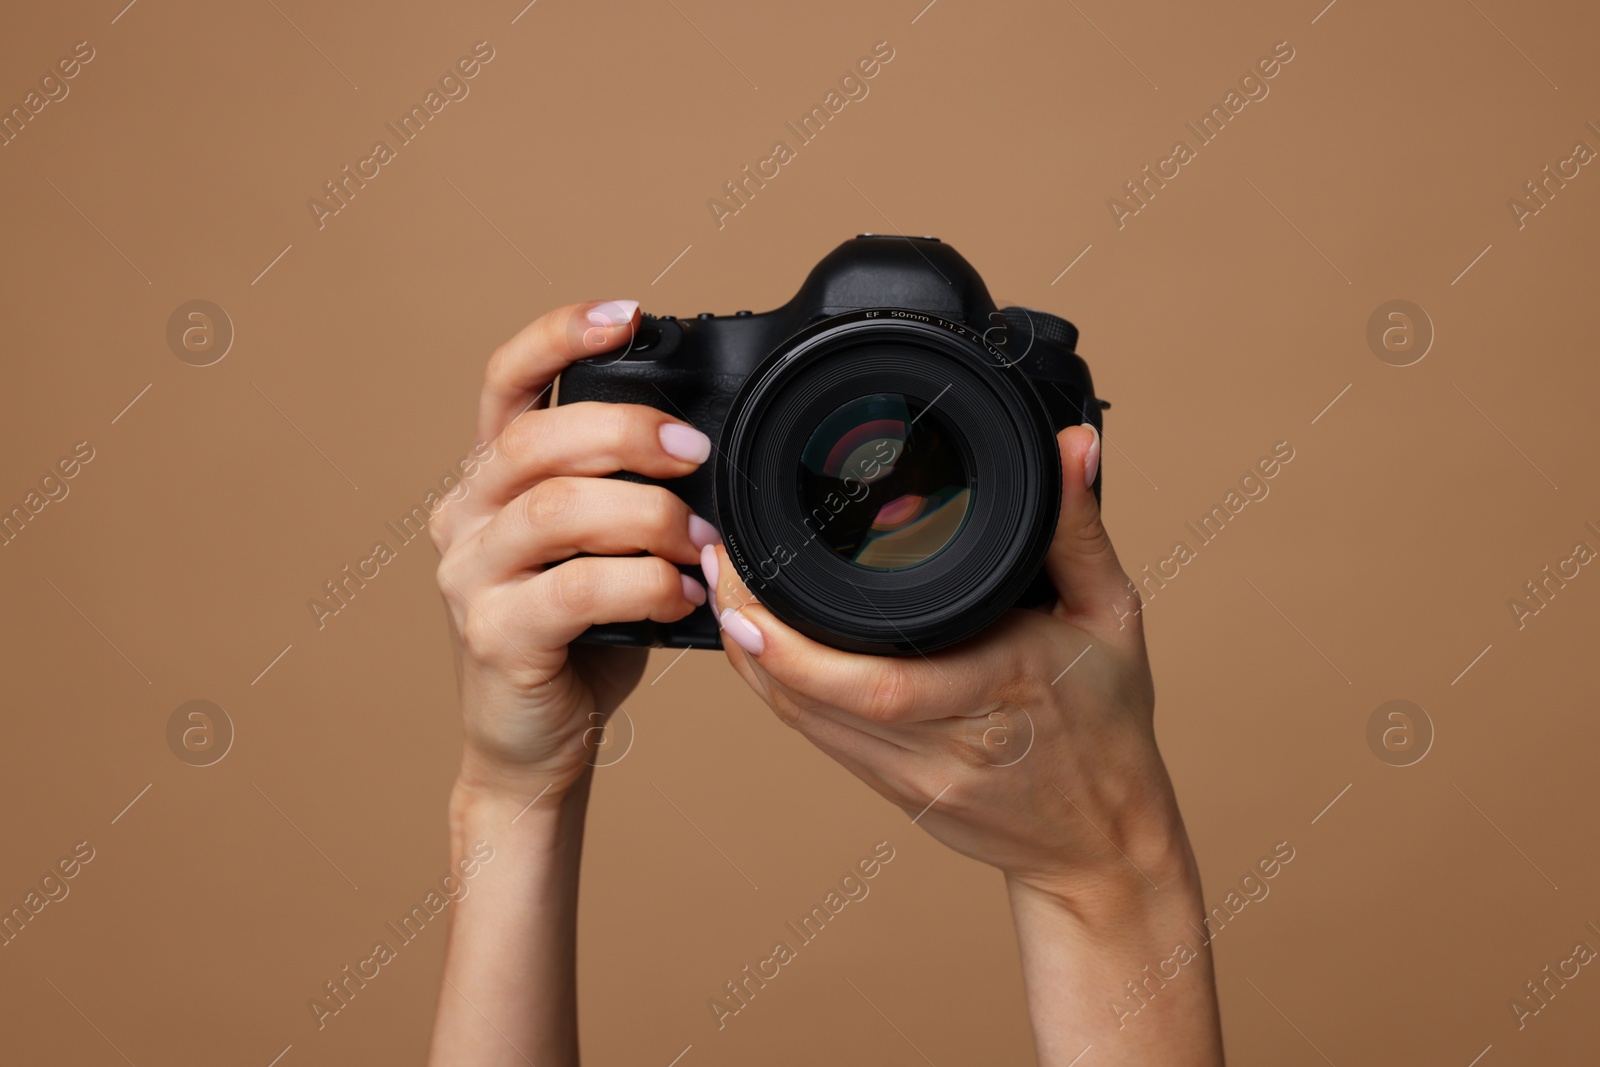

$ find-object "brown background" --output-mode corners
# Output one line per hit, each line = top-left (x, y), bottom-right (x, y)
(2, 0), (1598, 1064)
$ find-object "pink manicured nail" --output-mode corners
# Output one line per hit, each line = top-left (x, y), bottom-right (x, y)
(719, 608), (764, 656)
(681, 573), (707, 606)
(700, 544), (720, 615)
(587, 299), (638, 327)
(700, 543), (719, 588)
(660, 423), (711, 463)
(1083, 424), (1101, 490)
(688, 514), (721, 551)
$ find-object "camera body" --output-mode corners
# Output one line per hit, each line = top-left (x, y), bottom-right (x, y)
(557, 235), (1104, 654)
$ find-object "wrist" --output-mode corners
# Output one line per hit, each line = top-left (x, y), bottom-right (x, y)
(1006, 843), (1223, 1064)
(1006, 831), (1204, 946)
(1010, 779), (1201, 924)
(450, 757), (592, 856)
(455, 737), (591, 804)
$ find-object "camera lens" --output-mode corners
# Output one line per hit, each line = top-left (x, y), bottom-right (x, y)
(798, 393), (972, 571)
(716, 310), (1063, 656)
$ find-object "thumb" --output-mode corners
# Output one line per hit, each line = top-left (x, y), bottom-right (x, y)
(1044, 423), (1139, 632)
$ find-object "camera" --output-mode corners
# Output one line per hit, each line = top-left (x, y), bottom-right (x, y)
(556, 235), (1105, 655)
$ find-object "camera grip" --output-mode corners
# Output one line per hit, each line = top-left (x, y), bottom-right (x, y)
(556, 360), (745, 649)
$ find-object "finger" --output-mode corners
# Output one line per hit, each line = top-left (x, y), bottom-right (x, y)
(1045, 423), (1138, 633)
(475, 402), (711, 508)
(507, 555), (705, 648)
(703, 545), (1043, 724)
(711, 605), (922, 770)
(706, 585), (924, 749)
(780, 715), (921, 811)
(477, 300), (641, 443)
(717, 627), (912, 756)
(468, 477), (716, 578)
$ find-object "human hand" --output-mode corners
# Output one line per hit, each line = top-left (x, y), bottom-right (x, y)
(431, 301), (720, 799)
(702, 422), (1224, 1061)
(701, 423), (1196, 915)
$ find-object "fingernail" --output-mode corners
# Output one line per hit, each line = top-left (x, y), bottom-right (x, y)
(719, 607), (764, 656)
(681, 573), (707, 607)
(1083, 424), (1101, 490)
(700, 544), (720, 615)
(700, 544), (720, 592)
(688, 514), (721, 551)
(660, 423), (711, 464)
(587, 299), (638, 327)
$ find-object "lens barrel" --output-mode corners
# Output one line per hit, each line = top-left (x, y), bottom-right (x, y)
(715, 310), (1062, 655)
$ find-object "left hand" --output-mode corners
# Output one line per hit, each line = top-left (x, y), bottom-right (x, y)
(700, 424), (1197, 913)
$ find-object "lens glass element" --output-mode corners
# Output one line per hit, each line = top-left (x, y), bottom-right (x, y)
(798, 392), (972, 571)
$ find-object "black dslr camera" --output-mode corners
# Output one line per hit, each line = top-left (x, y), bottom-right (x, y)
(557, 235), (1105, 655)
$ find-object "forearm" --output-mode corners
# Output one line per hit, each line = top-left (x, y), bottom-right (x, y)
(428, 767), (591, 1067)
(1008, 847), (1224, 1066)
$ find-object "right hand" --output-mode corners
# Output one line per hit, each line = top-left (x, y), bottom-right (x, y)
(430, 301), (719, 798)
